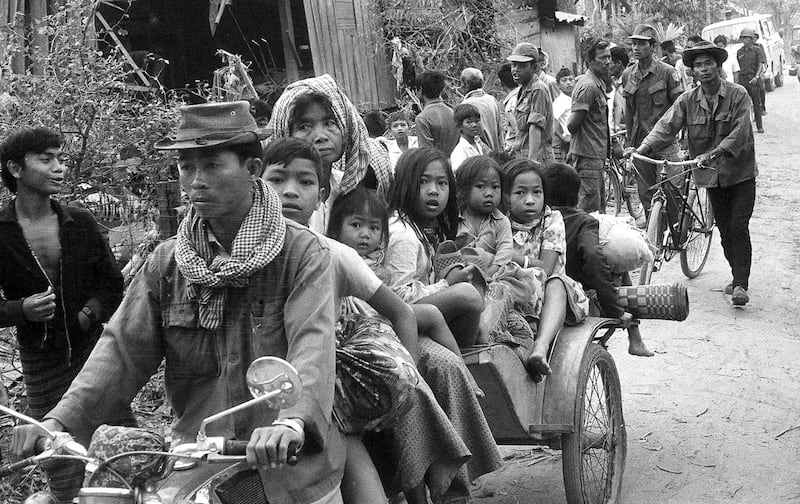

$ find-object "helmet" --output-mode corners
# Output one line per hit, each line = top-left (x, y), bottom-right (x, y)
(739, 27), (758, 40)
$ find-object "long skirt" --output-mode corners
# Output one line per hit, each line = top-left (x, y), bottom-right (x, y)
(376, 337), (502, 501)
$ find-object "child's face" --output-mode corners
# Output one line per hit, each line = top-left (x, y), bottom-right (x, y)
(390, 120), (409, 139)
(557, 75), (575, 96)
(262, 158), (325, 226)
(458, 117), (481, 140)
(507, 171), (545, 224)
(466, 168), (501, 216)
(338, 213), (383, 257)
(415, 160), (450, 224)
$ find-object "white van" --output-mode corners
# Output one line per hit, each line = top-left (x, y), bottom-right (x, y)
(701, 14), (785, 90)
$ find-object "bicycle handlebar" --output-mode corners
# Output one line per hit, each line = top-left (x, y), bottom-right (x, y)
(630, 152), (699, 167)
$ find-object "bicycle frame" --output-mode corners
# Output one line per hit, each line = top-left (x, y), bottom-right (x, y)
(632, 153), (713, 255)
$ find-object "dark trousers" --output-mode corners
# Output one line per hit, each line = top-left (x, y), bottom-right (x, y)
(741, 78), (763, 130)
(706, 178), (756, 290)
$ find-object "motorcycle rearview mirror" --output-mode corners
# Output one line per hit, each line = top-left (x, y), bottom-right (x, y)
(196, 357), (302, 445)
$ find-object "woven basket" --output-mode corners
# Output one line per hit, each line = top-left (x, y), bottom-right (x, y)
(616, 283), (689, 321)
(433, 240), (464, 280)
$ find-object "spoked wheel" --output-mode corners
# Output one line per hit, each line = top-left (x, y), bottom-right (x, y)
(638, 200), (664, 285)
(679, 187), (714, 278)
(622, 160), (645, 222)
(603, 166), (622, 215)
(562, 344), (626, 504)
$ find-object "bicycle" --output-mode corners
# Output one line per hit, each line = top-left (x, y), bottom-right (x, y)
(630, 153), (715, 285)
(604, 131), (645, 222)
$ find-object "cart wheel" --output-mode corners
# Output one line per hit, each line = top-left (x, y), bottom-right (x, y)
(561, 344), (626, 504)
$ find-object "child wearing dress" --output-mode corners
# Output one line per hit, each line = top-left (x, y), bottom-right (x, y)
(385, 147), (485, 347)
(503, 158), (589, 380)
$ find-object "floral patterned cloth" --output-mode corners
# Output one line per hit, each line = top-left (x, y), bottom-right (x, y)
(333, 314), (421, 434)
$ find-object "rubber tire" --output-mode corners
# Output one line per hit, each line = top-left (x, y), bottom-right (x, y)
(775, 64), (784, 87)
(562, 344), (627, 504)
(765, 75), (775, 91)
(604, 165), (623, 216)
(679, 189), (714, 278)
(638, 200), (663, 285)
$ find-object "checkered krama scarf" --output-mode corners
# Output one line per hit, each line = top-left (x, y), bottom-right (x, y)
(264, 74), (393, 199)
(175, 178), (286, 330)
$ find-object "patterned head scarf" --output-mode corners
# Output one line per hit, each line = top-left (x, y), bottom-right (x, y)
(265, 74), (393, 198)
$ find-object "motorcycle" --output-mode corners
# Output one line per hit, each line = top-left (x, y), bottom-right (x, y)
(0, 356), (303, 504)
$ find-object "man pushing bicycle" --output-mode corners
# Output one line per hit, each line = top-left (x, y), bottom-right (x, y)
(629, 41), (758, 307)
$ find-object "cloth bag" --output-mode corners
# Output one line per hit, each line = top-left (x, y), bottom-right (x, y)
(591, 212), (653, 273)
(334, 314), (421, 434)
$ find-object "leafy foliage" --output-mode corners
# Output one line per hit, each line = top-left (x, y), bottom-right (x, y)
(0, 0), (179, 229)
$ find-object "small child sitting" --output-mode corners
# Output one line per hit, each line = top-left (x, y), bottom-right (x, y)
(543, 162), (653, 357)
(503, 159), (589, 379)
(454, 155), (513, 279)
(450, 103), (490, 171)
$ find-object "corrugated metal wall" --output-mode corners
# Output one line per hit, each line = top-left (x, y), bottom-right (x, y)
(302, 0), (395, 111)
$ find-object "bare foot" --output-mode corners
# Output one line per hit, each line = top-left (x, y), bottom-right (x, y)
(627, 327), (654, 357)
(524, 352), (552, 381)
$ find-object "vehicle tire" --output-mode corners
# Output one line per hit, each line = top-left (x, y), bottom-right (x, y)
(765, 75), (775, 91)
(562, 344), (627, 504)
(638, 200), (663, 285)
(603, 165), (623, 216)
(679, 188), (714, 278)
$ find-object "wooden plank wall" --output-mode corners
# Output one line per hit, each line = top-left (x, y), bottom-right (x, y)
(302, 0), (394, 111)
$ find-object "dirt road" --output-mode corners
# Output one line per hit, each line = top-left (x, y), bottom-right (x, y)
(476, 77), (800, 504)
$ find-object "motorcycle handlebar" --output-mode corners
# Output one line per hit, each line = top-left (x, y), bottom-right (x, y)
(222, 439), (298, 466)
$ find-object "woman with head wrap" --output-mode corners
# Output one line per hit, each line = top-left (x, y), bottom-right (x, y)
(263, 74), (393, 233)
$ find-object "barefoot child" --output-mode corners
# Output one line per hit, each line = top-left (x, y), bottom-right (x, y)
(543, 162), (653, 357)
(385, 147), (485, 347)
(503, 159), (589, 379)
(263, 138), (498, 504)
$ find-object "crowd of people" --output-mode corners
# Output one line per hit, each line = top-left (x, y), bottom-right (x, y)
(0, 24), (760, 504)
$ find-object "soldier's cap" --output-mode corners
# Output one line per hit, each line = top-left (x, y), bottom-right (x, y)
(739, 28), (758, 40)
(154, 101), (267, 150)
(506, 43), (539, 63)
(629, 24), (657, 42)
(682, 40), (728, 67)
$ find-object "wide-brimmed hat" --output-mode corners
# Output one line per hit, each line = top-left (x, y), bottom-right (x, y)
(682, 40), (728, 67)
(506, 42), (539, 63)
(154, 101), (266, 150)
(629, 24), (657, 41)
(739, 27), (758, 40)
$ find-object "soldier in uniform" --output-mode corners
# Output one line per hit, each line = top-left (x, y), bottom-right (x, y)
(621, 24), (685, 216)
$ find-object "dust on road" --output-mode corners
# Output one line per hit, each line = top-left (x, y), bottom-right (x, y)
(476, 76), (800, 504)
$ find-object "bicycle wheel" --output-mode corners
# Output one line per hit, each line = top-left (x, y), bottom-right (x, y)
(679, 187), (714, 278)
(562, 344), (627, 504)
(638, 200), (664, 285)
(604, 165), (623, 215)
